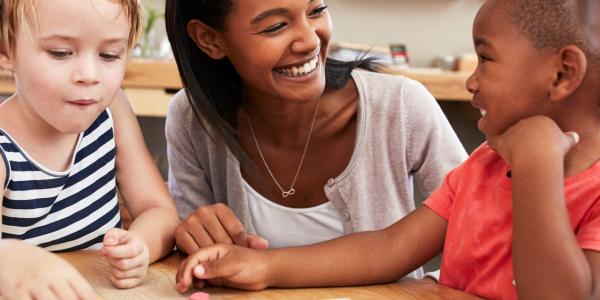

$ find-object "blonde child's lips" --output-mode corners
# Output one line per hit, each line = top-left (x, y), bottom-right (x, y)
(68, 99), (97, 106)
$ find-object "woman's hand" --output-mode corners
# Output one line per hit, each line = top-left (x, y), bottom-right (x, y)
(176, 243), (271, 293)
(0, 239), (97, 300)
(102, 228), (150, 289)
(175, 203), (268, 254)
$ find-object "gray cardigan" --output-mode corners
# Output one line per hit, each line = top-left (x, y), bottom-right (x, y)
(166, 70), (467, 277)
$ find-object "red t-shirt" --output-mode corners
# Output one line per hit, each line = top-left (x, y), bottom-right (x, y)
(424, 143), (600, 300)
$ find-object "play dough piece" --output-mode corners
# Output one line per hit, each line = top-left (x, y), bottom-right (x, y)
(189, 291), (210, 300)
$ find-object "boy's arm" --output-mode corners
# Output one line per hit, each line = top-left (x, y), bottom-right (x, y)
(512, 155), (593, 300)
(109, 90), (179, 262)
(493, 116), (593, 300)
(268, 206), (447, 287)
(177, 206), (446, 291)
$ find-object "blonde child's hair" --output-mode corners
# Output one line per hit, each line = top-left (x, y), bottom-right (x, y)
(0, 0), (142, 57)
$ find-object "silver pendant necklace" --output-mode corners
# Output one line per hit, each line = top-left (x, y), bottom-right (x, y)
(243, 97), (321, 198)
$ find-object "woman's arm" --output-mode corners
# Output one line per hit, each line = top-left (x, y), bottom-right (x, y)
(177, 206), (447, 291)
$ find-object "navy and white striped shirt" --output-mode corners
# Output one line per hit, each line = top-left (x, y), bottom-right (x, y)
(1, 109), (121, 252)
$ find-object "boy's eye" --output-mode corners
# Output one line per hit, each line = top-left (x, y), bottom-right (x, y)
(259, 23), (287, 34)
(478, 54), (491, 63)
(48, 50), (72, 59)
(309, 5), (329, 17)
(99, 52), (121, 61)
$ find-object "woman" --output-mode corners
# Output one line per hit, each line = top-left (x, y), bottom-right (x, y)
(164, 0), (466, 280)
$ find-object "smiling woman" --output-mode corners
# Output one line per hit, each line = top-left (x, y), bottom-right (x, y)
(164, 0), (467, 289)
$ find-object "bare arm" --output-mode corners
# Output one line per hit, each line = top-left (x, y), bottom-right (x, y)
(177, 206), (447, 291)
(110, 91), (179, 262)
(267, 206), (447, 287)
(491, 116), (595, 299)
(512, 155), (593, 299)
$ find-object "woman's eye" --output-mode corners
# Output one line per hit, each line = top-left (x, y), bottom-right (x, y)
(100, 52), (121, 61)
(478, 54), (490, 63)
(260, 23), (287, 34)
(48, 50), (71, 59)
(309, 5), (329, 17)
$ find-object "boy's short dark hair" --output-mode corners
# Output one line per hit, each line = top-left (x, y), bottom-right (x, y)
(502, 0), (600, 71)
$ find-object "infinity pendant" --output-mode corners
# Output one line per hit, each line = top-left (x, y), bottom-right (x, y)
(282, 188), (296, 198)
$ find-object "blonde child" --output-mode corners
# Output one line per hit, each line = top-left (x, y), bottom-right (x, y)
(175, 0), (600, 299)
(0, 0), (179, 298)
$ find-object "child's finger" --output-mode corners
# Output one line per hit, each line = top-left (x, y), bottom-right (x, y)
(106, 256), (145, 271)
(30, 286), (58, 300)
(103, 228), (129, 247)
(565, 131), (580, 146)
(103, 242), (143, 259)
(110, 265), (146, 280)
(176, 257), (198, 293)
(50, 281), (79, 300)
(110, 275), (143, 289)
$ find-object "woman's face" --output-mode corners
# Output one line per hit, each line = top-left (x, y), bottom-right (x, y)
(218, 0), (332, 104)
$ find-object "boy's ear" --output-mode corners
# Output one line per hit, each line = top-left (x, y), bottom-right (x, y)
(186, 19), (227, 60)
(549, 45), (587, 102)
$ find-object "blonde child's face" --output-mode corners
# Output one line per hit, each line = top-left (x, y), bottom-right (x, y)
(2, 0), (131, 134)
(466, 1), (557, 141)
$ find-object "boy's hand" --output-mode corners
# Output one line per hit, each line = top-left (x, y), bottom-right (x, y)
(488, 115), (579, 165)
(0, 240), (97, 300)
(175, 203), (268, 254)
(176, 244), (270, 293)
(102, 228), (150, 289)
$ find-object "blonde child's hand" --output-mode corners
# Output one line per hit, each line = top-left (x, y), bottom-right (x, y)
(0, 240), (97, 300)
(176, 244), (270, 293)
(488, 115), (579, 165)
(102, 228), (150, 289)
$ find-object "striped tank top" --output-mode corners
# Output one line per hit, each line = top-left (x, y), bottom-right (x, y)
(0, 109), (121, 252)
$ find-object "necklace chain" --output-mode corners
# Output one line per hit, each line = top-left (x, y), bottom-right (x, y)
(243, 97), (321, 198)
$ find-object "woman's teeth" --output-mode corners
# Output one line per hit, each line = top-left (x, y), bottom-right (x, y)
(480, 109), (487, 117)
(275, 56), (319, 77)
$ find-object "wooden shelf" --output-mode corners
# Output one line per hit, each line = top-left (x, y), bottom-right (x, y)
(0, 59), (470, 117)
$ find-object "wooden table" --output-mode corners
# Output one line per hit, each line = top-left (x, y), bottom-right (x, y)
(60, 251), (481, 300)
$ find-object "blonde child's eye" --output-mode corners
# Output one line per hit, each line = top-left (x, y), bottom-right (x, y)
(48, 50), (71, 59)
(99, 52), (121, 61)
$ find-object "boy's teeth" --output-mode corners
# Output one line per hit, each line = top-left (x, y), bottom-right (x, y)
(480, 109), (487, 117)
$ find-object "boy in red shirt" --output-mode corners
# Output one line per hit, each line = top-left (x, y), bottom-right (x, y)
(175, 1), (600, 299)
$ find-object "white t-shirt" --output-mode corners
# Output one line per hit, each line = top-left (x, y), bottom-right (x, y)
(243, 180), (345, 249)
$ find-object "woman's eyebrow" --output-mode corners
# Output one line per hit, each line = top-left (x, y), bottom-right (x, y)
(250, 0), (317, 24)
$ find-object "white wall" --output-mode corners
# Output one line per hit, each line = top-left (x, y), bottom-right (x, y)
(143, 0), (484, 67)
(324, 0), (484, 67)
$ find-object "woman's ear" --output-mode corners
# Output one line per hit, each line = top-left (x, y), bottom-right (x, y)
(186, 19), (226, 60)
(549, 45), (587, 102)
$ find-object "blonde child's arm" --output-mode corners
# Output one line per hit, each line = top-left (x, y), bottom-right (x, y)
(100, 90), (179, 288)
(0, 160), (97, 299)
(176, 206), (446, 292)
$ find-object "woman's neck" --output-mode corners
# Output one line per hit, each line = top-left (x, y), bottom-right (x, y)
(240, 95), (323, 147)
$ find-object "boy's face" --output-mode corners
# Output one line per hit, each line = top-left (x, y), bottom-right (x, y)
(466, 1), (557, 141)
(0, 0), (131, 134)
